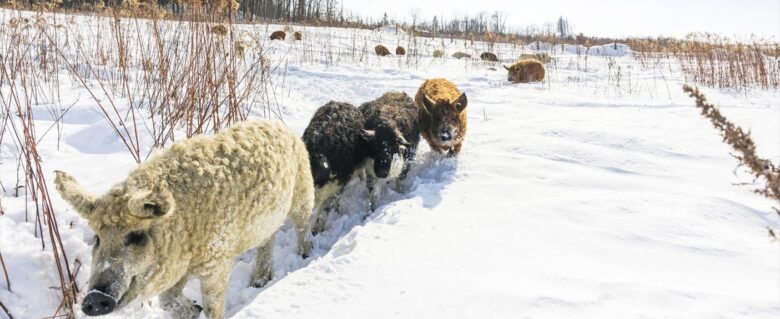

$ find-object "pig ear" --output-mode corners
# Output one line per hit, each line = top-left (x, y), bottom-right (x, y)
(421, 94), (435, 113)
(127, 186), (175, 219)
(54, 171), (97, 219)
(454, 93), (467, 112)
(361, 129), (376, 142)
(394, 128), (410, 147)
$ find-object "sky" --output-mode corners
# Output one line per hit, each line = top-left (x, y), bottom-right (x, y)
(339, 0), (780, 39)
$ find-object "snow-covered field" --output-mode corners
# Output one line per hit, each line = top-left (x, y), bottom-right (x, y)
(1, 10), (779, 319)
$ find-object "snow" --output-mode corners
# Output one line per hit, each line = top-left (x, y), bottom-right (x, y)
(588, 43), (633, 56)
(524, 41), (554, 51)
(374, 25), (406, 35)
(558, 43), (588, 54)
(525, 41), (631, 56)
(1, 9), (779, 319)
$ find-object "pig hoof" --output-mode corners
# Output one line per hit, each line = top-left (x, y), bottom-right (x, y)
(300, 242), (312, 258)
(251, 276), (272, 288)
(172, 301), (201, 319)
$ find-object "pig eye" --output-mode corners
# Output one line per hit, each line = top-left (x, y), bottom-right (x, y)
(124, 231), (148, 247)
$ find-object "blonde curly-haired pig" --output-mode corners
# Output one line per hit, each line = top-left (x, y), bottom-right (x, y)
(54, 120), (314, 319)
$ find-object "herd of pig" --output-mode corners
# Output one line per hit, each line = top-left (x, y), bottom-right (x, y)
(304, 79), (467, 234)
(51, 77), (517, 318)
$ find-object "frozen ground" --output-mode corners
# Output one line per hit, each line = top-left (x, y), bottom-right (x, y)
(0, 10), (779, 319)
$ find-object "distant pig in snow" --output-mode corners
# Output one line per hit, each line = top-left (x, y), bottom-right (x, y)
(55, 120), (314, 319)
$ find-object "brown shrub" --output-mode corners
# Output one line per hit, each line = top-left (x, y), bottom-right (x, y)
(211, 24), (228, 36)
(484, 32), (497, 43)
(433, 49), (444, 58)
(396, 46), (406, 55)
(293, 31), (302, 40)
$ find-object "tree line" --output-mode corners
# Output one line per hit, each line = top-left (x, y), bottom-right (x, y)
(3, 0), (578, 40)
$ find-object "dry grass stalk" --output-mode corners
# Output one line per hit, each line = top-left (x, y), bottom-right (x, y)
(0, 250), (9, 291)
(0, 300), (13, 319)
(0, 7), (274, 317)
(0, 12), (80, 317)
(683, 84), (780, 222)
(633, 34), (780, 91)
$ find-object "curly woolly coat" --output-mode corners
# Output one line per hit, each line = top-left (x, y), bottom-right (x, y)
(360, 92), (420, 179)
(504, 59), (546, 83)
(302, 101), (371, 232)
(415, 79), (468, 156)
(55, 121), (313, 319)
(359, 92), (421, 209)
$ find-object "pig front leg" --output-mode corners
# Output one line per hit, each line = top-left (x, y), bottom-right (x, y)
(394, 159), (414, 193)
(160, 276), (202, 319)
(363, 167), (378, 211)
(448, 142), (462, 157)
(200, 267), (230, 319)
(251, 232), (276, 288)
(290, 177), (314, 257)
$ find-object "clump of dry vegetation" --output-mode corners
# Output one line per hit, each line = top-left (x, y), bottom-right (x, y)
(0, 12), (84, 318)
(0, 5), (274, 317)
(632, 34), (780, 92)
(676, 35), (779, 91)
(682, 85), (780, 238)
(211, 24), (228, 36)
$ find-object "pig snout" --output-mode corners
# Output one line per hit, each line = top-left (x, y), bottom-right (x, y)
(438, 129), (453, 142)
(82, 286), (117, 316)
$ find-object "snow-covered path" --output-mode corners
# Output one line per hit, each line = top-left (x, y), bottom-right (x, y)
(228, 70), (780, 318)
